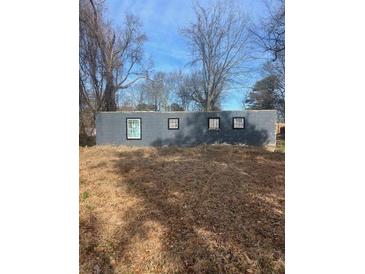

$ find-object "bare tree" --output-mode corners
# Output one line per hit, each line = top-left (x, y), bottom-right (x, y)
(182, 71), (209, 111)
(79, 0), (149, 115)
(181, 1), (251, 111)
(176, 74), (195, 111)
(146, 72), (170, 111)
(254, 0), (284, 62)
(164, 71), (194, 111)
(134, 72), (169, 111)
(251, 0), (285, 120)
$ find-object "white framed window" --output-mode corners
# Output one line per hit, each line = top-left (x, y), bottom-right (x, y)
(232, 117), (245, 129)
(208, 117), (220, 130)
(168, 118), (179, 130)
(126, 118), (141, 140)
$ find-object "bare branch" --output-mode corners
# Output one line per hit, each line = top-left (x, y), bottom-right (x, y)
(181, 1), (251, 111)
(79, 0), (149, 114)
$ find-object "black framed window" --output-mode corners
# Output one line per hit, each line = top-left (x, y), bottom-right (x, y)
(168, 118), (179, 130)
(208, 117), (220, 130)
(232, 117), (245, 129)
(126, 118), (142, 140)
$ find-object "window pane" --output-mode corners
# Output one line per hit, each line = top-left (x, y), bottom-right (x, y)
(127, 119), (141, 139)
(169, 118), (179, 129)
(233, 118), (244, 128)
(209, 118), (219, 129)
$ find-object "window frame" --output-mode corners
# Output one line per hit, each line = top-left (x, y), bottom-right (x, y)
(168, 118), (180, 130)
(208, 117), (220, 130)
(126, 117), (142, 140)
(232, 117), (245, 129)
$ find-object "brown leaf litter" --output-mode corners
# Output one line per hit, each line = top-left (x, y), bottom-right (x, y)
(80, 144), (285, 273)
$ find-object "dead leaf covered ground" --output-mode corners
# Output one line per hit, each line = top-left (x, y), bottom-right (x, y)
(80, 145), (285, 273)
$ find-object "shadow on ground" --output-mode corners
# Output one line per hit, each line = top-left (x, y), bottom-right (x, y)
(80, 145), (285, 273)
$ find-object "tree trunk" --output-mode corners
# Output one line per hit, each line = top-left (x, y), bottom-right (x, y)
(205, 96), (212, 111)
(104, 82), (117, 111)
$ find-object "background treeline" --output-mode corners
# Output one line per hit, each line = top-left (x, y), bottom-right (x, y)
(79, 0), (285, 137)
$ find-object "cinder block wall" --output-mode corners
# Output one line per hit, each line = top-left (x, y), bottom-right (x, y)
(96, 110), (276, 147)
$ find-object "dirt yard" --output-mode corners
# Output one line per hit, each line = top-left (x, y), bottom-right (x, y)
(80, 145), (285, 273)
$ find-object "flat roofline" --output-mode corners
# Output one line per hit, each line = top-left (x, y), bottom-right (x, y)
(96, 110), (276, 114)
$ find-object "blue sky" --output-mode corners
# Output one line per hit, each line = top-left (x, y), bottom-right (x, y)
(105, 0), (275, 110)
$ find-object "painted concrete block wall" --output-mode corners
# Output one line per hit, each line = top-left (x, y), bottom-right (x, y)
(96, 110), (276, 147)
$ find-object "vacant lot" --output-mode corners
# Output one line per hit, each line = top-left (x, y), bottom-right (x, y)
(80, 145), (285, 273)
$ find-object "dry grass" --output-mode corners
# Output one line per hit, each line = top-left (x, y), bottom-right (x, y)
(80, 144), (285, 273)
(276, 135), (285, 154)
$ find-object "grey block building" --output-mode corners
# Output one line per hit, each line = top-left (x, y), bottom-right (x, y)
(96, 110), (276, 147)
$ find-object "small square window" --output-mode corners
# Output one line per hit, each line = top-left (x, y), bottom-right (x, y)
(233, 117), (245, 129)
(208, 117), (220, 130)
(168, 118), (179, 130)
